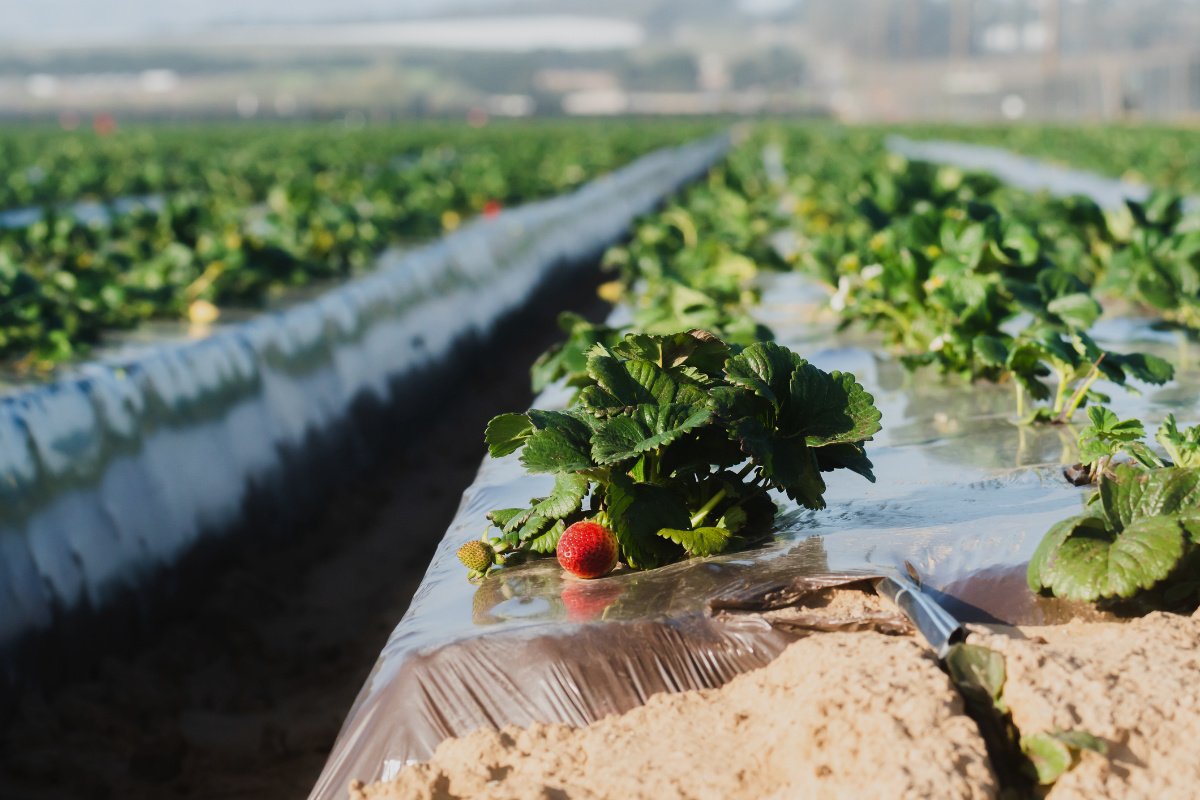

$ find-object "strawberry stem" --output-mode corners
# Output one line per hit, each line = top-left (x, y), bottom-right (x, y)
(690, 486), (728, 528)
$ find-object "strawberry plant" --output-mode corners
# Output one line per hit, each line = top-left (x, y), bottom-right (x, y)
(1028, 463), (1200, 603)
(460, 331), (882, 576)
(1066, 408), (1200, 487)
(1155, 414), (1200, 468)
(1102, 193), (1200, 330)
(1070, 406), (1160, 483)
(997, 326), (1173, 423)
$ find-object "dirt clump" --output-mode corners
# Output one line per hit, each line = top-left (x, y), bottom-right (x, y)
(350, 631), (997, 800)
(974, 610), (1200, 799)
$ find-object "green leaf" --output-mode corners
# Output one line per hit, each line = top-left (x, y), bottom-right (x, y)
(1029, 515), (1094, 593)
(785, 365), (883, 446)
(656, 525), (732, 556)
(530, 313), (623, 392)
(515, 511), (555, 542)
(1033, 514), (1185, 601)
(528, 519), (566, 554)
(590, 404), (714, 465)
(1099, 464), (1200, 529)
(1157, 414), (1200, 468)
(717, 505), (747, 533)
(1047, 293), (1102, 329)
(518, 411), (595, 473)
(1113, 352), (1174, 386)
(724, 341), (805, 408)
(812, 441), (877, 482)
(604, 478), (689, 569)
(748, 428), (828, 509)
(538, 473), (590, 518)
(945, 643), (1006, 709)
(499, 473), (589, 537)
(1021, 733), (1073, 785)
(486, 508), (525, 530)
(973, 335), (1009, 367)
(580, 352), (708, 410)
(485, 413), (534, 457)
(609, 330), (730, 379)
(1085, 405), (1119, 432)
(1021, 730), (1107, 786)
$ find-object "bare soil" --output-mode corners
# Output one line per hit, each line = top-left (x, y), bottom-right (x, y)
(351, 629), (998, 800)
(359, 609), (1200, 800)
(976, 609), (1200, 799)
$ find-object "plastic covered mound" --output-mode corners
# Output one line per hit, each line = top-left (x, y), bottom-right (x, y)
(310, 272), (1200, 799)
(0, 134), (729, 686)
(886, 135), (1200, 214)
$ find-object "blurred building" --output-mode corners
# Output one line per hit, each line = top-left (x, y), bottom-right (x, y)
(0, 0), (1197, 122)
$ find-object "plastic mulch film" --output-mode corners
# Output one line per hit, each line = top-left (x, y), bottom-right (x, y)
(309, 265), (1200, 798)
(886, 134), (1200, 214)
(0, 134), (730, 684)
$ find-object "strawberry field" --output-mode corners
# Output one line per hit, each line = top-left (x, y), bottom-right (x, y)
(318, 122), (1200, 799)
(2, 120), (1200, 799)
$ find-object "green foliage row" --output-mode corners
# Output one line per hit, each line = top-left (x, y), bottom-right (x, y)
(0, 120), (713, 369)
(892, 123), (1200, 195)
(771, 127), (1178, 422)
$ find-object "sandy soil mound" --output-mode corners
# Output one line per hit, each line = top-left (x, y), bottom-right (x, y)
(974, 610), (1200, 799)
(350, 631), (997, 800)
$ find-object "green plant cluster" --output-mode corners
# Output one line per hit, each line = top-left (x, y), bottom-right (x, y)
(529, 143), (785, 392)
(1029, 408), (1200, 605)
(1029, 463), (1200, 605)
(769, 130), (1176, 423)
(482, 332), (880, 570)
(545, 126), (1184, 426)
(0, 120), (711, 368)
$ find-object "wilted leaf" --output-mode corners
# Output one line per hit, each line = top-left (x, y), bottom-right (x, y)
(945, 643), (1006, 710)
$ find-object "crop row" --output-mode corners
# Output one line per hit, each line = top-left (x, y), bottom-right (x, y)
(0, 121), (714, 369)
(892, 123), (1200, 195)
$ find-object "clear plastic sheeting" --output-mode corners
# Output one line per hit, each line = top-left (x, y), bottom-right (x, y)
(0, 133), (730, 684)
(311, 270), (1200, 800)
(886, 134), (1200, 214)
(0, 195), (165, 230)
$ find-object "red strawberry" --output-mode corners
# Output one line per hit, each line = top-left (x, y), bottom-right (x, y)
(556, 521), (619, 579)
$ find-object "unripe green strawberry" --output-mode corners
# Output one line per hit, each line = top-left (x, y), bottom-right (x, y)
(457, 540), (495, 573)
(556, 520), (619, 579)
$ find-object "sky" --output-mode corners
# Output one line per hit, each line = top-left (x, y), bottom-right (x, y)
(0, 0), (513, 45)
